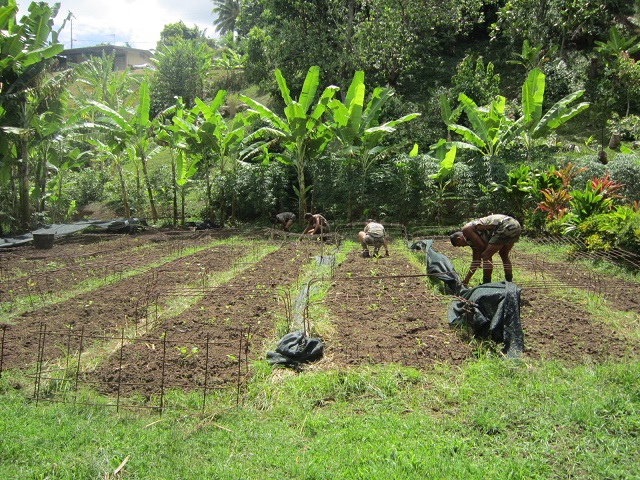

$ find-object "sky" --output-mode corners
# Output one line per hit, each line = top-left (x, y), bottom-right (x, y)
(15, 0), (218, 50)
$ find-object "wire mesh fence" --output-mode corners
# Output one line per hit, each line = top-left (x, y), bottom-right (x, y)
(1, 228), (638, 413)
(10, 323), (252, 413)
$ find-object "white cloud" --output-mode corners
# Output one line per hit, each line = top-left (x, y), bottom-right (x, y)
(16, 0), (217, 50)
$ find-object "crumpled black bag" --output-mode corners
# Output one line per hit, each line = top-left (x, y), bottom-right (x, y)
(447, 281), (524, 358)
(266, 330), (324, 367)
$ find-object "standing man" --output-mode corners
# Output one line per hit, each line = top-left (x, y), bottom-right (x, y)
(270, 212), (296, 232)
(301, 213), (330, 237)
(450, 214), (521, 287)
(358, 219), (389, 258)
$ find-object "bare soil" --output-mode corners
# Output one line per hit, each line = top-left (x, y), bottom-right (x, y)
(1, 230), (637, 398)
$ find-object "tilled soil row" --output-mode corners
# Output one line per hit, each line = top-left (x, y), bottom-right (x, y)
(322, 247), (475, 368)
(1, 243), (247, 370)
(0, 230), (238, 304)
(87, 241), (325, 396)
(409, 238), (638, 362)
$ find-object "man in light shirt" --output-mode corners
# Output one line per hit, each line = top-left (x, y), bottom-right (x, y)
(358, 219), (389, 258)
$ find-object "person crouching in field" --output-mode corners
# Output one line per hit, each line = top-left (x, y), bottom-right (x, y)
(301, 213), (330, 237)
(270, 212), (296, 232)
(358, 219), (389, 258)
(450, 214), (521, 287)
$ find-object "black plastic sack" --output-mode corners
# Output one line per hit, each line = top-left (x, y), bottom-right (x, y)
(266, 330), (324, 367)
(447, 281), (524, 358)
(410, 239), (462, 295)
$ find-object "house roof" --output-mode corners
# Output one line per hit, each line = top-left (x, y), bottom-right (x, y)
(61, 45), (152, 57)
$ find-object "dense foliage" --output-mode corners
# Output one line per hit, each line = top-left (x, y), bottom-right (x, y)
(1, 0), (639, 255)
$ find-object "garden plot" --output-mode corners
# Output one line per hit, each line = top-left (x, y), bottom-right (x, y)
(0, 239), (248, 370)
(0, 232), (638, 404)
(87, 241), (325, 397)
(431, 238), (639, 362)
(322, 248), (475, 367)
(0, 230), (238, 302)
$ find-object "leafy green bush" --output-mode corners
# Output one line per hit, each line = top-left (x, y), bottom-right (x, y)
(576, 207), (640, 254)
(541, 55), (588, 106)
(567, 156), (607, 190)
(64, 168), (109, 206)
(607, 154), (640, 202)
(449, 54), (500, 108)
(569, 183), (613, 222)
(607, 113), (640, 141)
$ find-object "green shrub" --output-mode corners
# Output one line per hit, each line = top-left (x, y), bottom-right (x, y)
(571, 206), (640, 254)
(541, 55), (588, 106)
(64, 168), (108, 206)
(607, 154), (640, 203)
(607, 113), (640, 141)
(450, 54), (500, 108)
(566, 156), (607, 190)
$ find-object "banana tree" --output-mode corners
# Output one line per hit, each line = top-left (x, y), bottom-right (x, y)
(155, 98), (200, 225)
(440, 93), (518, 158)
(327, 70), (420, 219)
(517, 68), (590, 152)
(86, 77), (160, 222)
(0, 0), (67, 229)
(240, 66), (339, 220)
(170, 90), (248, 225)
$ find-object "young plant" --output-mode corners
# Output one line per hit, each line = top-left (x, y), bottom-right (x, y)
(174, 345), (199, 363)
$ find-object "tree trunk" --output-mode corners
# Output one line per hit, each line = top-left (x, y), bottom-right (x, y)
(140, 155), (158, 223)
(297, 166), (307, 221)
(117, 162), (131, 218)
(37, 149), (48, 213)
(181, 186), (186, 226)
(171, 155), (178, 226)
(18, 139), (31, 230)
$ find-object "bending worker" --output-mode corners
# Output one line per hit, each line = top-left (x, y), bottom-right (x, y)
(301, 213), (330, 237)
(270, 211), (296, 232)
(450, 214), (521, 287)
(358, 219), (389, 258)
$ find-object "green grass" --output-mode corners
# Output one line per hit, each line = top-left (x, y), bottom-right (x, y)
(1, 238), (639, 478)
(1, 359), (639, 479)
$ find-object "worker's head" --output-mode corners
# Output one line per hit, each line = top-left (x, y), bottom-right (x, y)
(304, 213), (312, 221)
(450, 231), (467, 247)
(269, 214), (277, 224)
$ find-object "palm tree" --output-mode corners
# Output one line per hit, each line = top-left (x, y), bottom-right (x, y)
(211, 0), (239, 36)
(0, 1), (66, 230)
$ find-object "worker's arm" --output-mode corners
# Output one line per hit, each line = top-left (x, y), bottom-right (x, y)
(463, 247), (482, 287)
(300, 222), (311, 237)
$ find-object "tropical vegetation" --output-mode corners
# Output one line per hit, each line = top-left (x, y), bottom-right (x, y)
(1, 0), (640, 257)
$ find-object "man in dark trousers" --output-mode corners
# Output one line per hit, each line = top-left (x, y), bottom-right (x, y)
(270, 212), (296, 232)
(450, 214), (521, 287)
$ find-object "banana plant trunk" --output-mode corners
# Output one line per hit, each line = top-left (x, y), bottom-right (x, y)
(140, 154), (158, 223)
(117, 162), (131, 219)
(297, 168), (307, 220)
(18, 139), (31, 230)
(171, 154), (178, 226)
(296, 143), (307, 220)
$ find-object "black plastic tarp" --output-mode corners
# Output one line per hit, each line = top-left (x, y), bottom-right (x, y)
(410, 239), (462, 295)
(447, 281), (524, 358)
(0, 219), (146, 249)
(411, 239), (524, 358)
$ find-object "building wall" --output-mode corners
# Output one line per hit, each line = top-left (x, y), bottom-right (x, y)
(60, 47), (152, 71)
